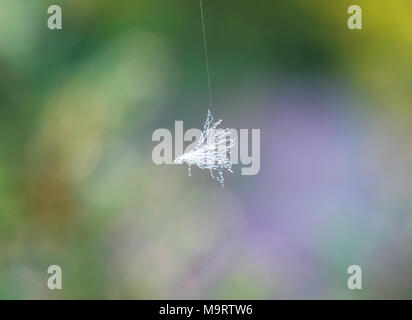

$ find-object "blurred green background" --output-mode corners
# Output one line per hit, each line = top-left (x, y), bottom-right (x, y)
(0, 0), (412, 299)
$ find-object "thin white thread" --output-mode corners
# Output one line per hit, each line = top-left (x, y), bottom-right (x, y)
(199, 0), (213, 110)
(172, 1), (235, 188)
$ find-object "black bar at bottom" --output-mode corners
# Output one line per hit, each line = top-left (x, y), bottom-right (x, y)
(0, 300), (407, 318)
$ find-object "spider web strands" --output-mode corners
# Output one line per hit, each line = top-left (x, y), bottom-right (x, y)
(186, 133), (234, 169)
(184, 110), (234, 188)
(174, 112), (234, 187)
(185, 128), (234, 166)
(172, 2), (234, 188)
